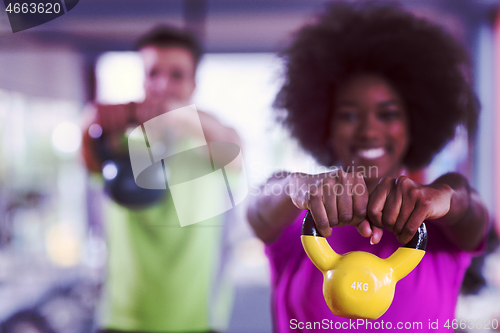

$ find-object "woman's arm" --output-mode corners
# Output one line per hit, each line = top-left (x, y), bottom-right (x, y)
(247, 172), (301, 243)
(431, 173), (490, 251)
(247, 171), (376, 243)
(367, 173), (490, 251)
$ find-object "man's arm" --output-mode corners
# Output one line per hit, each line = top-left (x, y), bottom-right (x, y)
(81, 103), (130, 174)
(81, 104), (103, 174)
(198, 110), (241, 146)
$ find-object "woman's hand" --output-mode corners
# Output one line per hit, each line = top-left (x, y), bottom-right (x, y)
(288, 170), (383, 242)
(367, 176), (453, 244)
(249, 171), (487, 249)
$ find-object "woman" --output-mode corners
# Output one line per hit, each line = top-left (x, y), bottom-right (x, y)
(247, 2), (490, 332)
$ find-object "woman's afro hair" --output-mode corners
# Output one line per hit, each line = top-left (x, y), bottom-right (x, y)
(274, 1), (479, 170)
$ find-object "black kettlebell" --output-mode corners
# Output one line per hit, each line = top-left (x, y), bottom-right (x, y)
(89, 123), (166, 209)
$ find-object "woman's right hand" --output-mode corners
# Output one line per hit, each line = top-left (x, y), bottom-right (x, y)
(288, 170), (383, 243)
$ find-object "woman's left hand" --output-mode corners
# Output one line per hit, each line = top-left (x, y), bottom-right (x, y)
(367, 176), (453, 244)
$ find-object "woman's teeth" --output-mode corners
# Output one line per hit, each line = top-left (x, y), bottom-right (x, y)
(358, 148), (385, 159)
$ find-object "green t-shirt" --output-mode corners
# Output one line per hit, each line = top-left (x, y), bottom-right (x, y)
(99, 172), (234, 332)
(93, 106), (239, 331)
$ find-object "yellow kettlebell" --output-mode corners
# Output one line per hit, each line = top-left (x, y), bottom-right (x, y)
(301, 211), (427, 320)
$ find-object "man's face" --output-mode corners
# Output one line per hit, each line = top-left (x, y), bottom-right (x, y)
(140, 45), (196, 107)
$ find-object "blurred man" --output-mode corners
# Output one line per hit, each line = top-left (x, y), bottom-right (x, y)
(82, 26), (240, 333)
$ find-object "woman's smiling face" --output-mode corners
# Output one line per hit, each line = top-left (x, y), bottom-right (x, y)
(329, 74), (410, 183)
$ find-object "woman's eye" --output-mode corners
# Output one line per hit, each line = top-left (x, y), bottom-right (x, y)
(336, 111), (358, 121)
(378, 110), (400, 121)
